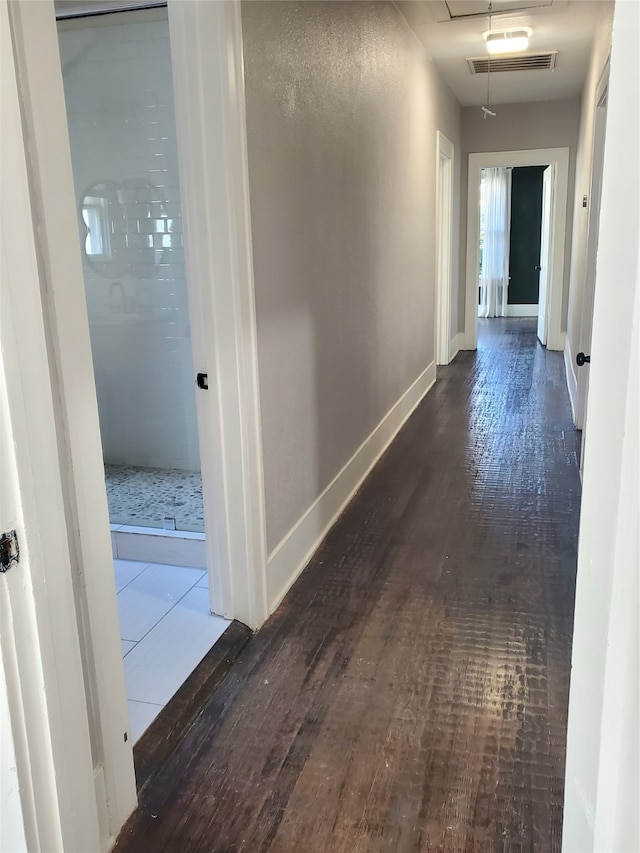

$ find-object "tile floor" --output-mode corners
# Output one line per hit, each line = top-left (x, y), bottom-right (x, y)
(106, 465), (204, 532)
(114, 559), (229, 742)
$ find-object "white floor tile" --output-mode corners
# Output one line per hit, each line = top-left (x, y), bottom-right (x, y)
(195, 572), (208, 589)
(121, 639), (136, 657)
(124, 587), (229, 706)
(117, 563), (202, 642)
(127, 699), (163, 743)
(114, 559), (149, 592)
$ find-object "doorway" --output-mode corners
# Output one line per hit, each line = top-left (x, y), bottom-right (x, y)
(465, 147), (570, 352)
(57, 5), (229, 743)
(9, 0), (267, 843)
(506, 165), (545, 319)
(477, 164), (554, 341)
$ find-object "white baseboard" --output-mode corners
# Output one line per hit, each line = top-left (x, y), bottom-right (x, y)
(506, 304), (538, 317)
(476, 305), (538, 318)
(449, 332), (462, 362)
(564, 336), (579, 426)
(266, 360), (437, 613)
(547, 329), (566, 352)
(460, 331), (476, 351)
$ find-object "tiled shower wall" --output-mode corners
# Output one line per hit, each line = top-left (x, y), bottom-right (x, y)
(58, 8), (200, 472)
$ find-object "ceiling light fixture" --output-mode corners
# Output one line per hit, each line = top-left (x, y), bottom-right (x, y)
(486, 30), (530, 55)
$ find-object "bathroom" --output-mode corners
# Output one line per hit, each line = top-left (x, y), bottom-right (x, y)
(57, 2), (227, 741)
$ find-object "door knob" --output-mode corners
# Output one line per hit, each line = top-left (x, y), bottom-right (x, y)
(576, 352), (591, 367)
(534, 264), (541, 271)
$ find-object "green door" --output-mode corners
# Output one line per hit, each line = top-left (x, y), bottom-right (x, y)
(508, 166), (545, 305)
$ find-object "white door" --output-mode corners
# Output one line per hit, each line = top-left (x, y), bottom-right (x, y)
(537, 165), (554, 344)
(1, 1), (114, 846)
(435, 132), (454, 365)
(562, 1), (639, 846)
(575, 73), (609, 443)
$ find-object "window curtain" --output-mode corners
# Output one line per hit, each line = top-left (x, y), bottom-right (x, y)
(479, 167), (512, 318)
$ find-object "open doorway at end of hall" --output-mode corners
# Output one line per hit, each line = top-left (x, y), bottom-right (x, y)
(478, 164), (552, 342)
(465, 147), (569, 353)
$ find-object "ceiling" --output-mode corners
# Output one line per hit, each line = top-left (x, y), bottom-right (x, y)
(55, 0), (602, 107)
(394, 0), (604, 106)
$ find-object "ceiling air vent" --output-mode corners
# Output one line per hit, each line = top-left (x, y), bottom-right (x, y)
(467, 52), (558, 74)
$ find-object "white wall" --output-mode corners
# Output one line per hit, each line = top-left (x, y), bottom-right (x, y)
(58, 8), (200, 471)
(562, 0), (640, 848)
(458, 98), (580, 335)
(241, 1), (461, 581)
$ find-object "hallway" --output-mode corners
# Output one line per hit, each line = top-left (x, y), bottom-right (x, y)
(115, 319), (582, 852)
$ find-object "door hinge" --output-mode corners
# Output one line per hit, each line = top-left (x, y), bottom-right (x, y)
(0, 530), (20, 573)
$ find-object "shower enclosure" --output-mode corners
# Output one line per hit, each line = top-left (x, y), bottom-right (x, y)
(58, 7), (204, 535)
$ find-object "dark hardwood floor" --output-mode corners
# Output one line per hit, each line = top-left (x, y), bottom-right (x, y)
(115, 319), (581, 852)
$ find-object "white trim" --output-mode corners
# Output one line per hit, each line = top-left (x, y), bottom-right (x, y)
(435, 132), (455, 365)
(476, 304), (539, 318)
(111, 527), (207, 568)
(464, 148), (570, 352)
(168, 0), (268, 629)
(574, 61), (610, 432)
(0, 649), (28, 852)
(564, 333), (579, 426)
(507, 304), (538, 317)
(56, 0), (164, 18)
(266, 362), (437, 612)
(449, 332), (462, 361)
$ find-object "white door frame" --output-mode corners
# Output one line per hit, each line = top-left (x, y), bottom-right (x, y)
(464, 147), (570, 351)
(7, 0), (267, 848)
(168, 1), (268, 629)
(435, 131), (454, 365)
(536, 164), (555, 345)
(574, 62), (610, 432)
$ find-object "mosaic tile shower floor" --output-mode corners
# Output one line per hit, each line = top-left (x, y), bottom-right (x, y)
(105, 465), (204, 533)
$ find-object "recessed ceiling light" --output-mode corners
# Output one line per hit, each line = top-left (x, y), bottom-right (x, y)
(486, 30), (530, 55)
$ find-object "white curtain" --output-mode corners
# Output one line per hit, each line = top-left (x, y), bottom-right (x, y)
(479, 167), (512, 318)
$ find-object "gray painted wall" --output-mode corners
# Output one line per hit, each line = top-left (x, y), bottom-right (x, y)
(241, 1), (461, 552)
(459, 98), (581, 333)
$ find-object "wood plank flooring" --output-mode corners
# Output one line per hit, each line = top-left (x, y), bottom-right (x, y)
(115, 319), (582, 852)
